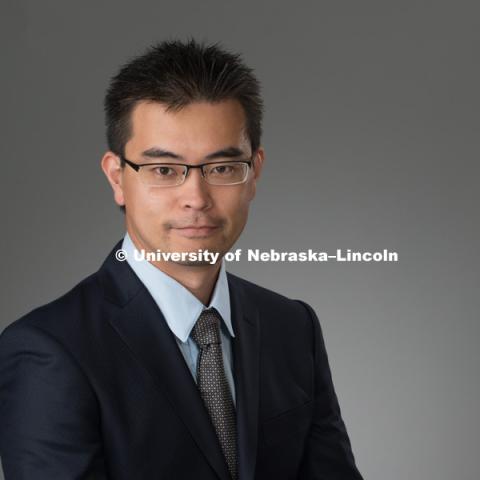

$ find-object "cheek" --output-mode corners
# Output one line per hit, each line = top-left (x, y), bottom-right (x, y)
(124, 183), (163, 225)
(218, 190), (252, 227)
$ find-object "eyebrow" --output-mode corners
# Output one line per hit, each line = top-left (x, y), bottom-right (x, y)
(141, 146), (247, 161)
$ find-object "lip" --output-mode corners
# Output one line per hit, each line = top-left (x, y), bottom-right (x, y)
(177, 225), (218, 229)
(173, 226), (219, 238)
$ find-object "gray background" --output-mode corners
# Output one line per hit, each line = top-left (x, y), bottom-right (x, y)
(1, 1), (479, 479)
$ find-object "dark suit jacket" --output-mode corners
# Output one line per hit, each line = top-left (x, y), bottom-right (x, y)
(0, 241), (363, 479)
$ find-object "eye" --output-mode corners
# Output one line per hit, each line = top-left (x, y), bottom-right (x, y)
(211, 165), (233, 174)
(153, 166), (177, 176)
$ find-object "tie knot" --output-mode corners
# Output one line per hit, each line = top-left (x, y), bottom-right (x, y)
(191, 308), (222, 347)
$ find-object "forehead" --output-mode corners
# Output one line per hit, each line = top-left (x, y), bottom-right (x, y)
(127, 99), (249, 157)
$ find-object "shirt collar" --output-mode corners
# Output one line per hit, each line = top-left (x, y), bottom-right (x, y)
(122, 232), (233, 343)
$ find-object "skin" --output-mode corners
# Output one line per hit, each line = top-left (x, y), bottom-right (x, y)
(102, 99), (265, 305)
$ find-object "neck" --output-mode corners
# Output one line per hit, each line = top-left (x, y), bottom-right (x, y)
(153, 260), (221, 306)
(127, 231), (221, 306)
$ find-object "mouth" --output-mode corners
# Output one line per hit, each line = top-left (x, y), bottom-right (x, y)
(172, 226), (220, 238)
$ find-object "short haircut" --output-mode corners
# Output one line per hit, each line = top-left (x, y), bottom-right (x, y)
(104, 38), (263, 159)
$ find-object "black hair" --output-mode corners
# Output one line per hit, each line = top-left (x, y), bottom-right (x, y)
(104, 38), (263, 199)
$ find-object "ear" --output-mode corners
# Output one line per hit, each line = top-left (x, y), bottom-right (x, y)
(252, 147), (265, 180)
(101, 152), (125, 207)
(249, 147), (265, 200)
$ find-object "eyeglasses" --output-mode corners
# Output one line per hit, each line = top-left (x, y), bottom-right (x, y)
(120, 156), (254, 187)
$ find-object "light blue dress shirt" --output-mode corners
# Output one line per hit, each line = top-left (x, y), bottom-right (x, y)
(122, 233), (236, 405)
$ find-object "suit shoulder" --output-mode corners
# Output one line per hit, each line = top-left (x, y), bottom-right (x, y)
(227, 272), (315, 319)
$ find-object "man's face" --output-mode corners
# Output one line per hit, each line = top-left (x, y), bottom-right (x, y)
(102, 99), (264, 266)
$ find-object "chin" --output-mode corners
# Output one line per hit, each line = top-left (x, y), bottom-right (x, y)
(174, 238), (226, 253)
(171, 259), (219, 267)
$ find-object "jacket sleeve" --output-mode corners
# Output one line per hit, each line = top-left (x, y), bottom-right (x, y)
(296, 300), (364, 479)
(0, 322), (108, 480)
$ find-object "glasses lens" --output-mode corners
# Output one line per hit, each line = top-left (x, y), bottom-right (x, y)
(204, 162), (249, 185)
(140, 164), (186, 186)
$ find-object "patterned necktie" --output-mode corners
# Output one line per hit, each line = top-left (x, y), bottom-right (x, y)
(190, 308), (237, 480)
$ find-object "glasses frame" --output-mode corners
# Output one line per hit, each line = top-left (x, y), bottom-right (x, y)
(119, 155), (254, 187)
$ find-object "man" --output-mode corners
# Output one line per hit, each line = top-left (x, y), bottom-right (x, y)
(0, 39), (364, 479)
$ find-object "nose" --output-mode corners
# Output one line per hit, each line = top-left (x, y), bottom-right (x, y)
(179, 167), (213, 211)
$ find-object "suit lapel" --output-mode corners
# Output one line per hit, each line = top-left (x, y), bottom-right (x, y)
(98, 242), (260, 480)
(228, 274), (260, 480)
